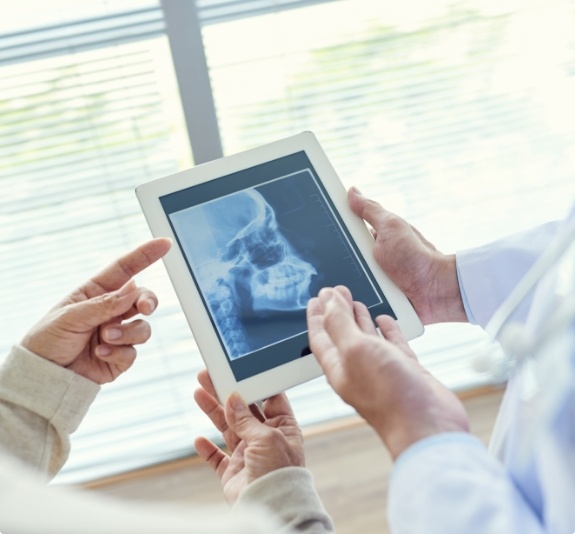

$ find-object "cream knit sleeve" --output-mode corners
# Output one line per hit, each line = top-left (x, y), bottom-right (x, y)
(0, 345), (99, 478)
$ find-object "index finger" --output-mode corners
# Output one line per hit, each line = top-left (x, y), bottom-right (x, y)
(85, 238), (172, 297)
(321, 288), (363, 349)
(307, 296), (336, 355)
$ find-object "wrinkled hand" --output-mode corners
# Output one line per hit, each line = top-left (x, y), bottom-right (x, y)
(20, 238), (172, 384)
(307, 285), (469, 459)
(194, 370), (305, 504)
(348, 187), (466, 324)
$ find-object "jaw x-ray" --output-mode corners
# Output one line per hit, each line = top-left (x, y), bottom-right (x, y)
(163, 152), (394, 381)
(174, 187), (318, 360)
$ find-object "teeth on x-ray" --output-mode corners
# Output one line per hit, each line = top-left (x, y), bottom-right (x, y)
(251, 257), (317, 311)
(203, 189), (317, 359)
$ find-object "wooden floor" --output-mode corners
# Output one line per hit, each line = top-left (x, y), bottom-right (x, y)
(84, 387), (504, 534)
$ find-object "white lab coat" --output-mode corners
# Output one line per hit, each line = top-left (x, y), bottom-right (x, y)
(387, 209), (575, 534)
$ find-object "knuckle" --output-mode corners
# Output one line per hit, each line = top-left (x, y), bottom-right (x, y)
(381, 213), (403, 232)
(342, 336), (366, 359)
(100, 292), (123, 313)
(266, 428), (287, 447)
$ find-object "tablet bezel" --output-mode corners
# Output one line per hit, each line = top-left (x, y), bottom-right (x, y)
(136, 131), (423, 404)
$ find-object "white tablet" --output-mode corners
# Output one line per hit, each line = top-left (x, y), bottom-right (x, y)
(136, 132), (423, 404)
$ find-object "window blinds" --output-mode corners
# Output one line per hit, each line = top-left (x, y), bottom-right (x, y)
(195, 0), (332, 24)
(200, 0), (575, 382)
(1, 0), (574, 484)
(0, 11), (198, 483)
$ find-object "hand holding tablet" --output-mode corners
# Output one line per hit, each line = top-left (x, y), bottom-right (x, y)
(136, 132), (423, 404)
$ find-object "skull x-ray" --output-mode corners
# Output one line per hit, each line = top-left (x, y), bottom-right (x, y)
(171, 187), (318, 360)
(164, 153), (392, 379)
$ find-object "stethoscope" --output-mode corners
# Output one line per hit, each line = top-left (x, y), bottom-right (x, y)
(473, 211), (575, 382)
(472, 210), (575, 459)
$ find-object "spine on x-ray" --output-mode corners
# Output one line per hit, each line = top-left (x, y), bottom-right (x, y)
(206, 281), (250, 360)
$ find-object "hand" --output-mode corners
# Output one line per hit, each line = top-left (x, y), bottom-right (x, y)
(194, 370), (305, 504)
(348, 187), (467, 324)
(20, 237), (172, 384)
(307, 285), (469, 459)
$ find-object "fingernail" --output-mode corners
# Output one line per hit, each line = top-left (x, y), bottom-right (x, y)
(350, 186), (363, 196)
(318, 287), (333, 304)
(105, 328), (122, 341)
(146, 298), (156, 313)
(229, 392), (246, 413)
(95, 345), (111, 357)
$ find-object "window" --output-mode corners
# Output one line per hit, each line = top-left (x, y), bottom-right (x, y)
(1, 0), (574, 484)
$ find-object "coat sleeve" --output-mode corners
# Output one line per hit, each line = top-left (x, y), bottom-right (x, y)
(387, 433), (544, 534)
(0, 345), (100, 478)
(0, 347), (334, 533)
(456, 221), (559, 329)
(0, 451), (293, 534)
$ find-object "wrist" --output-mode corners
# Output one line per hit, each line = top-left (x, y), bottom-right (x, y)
(20, 333), (50, 362)
(372, 399), (470, 460)
(381, 419), (470, 460)
(428, 254), (467, 324)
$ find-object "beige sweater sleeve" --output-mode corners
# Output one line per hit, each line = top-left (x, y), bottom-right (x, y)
(0, 456), (335, 534)
(0, 345), (100, 478)
(0, 346), (335, 533)
(235, 467), (335, 533)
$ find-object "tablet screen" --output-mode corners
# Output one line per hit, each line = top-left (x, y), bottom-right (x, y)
(160, 151), (395, 381)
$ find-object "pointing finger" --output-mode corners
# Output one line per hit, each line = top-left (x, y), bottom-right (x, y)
(319, 288), (362, 349)
(84, 238), (172, 297)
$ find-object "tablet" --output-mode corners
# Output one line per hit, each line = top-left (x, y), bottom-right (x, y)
(136, 132), (423, 404)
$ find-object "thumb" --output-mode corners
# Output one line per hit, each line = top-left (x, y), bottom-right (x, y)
(224, 392), (266, 443)
(347, 187), (389, 230)
(63, 280), (139, 331)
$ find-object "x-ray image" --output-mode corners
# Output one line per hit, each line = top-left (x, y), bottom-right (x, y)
(171, 184), (318, 360)
(160, 152), (392, 379)
(169, 167), (385, 366)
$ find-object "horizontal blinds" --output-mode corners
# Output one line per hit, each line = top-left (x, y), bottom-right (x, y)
(0, 8), (164, 66)
(203, 0), (575, 243)
(1, 0), (574, 485)
(196, 0), (332, 24)
(0, 34), (200, 483)
(201, 0), (575, 392)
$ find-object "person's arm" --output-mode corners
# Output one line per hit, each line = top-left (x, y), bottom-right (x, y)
(0, 366), (330, 534)
(348, 187), (561, 328)
(233, 465), (334, 533)
(387, 433), (544, 534)
(306, 286), (545, 533)
(194, 371), (334, 533)
(0, 237), (171, 476)
(0, 448), (288, 534)
(307, 286), (468, 458)
(347, 187), (467, 325)
(0, 345), (99, 477)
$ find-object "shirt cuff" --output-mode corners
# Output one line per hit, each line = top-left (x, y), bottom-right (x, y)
(0, 345), (100, 435)
(392, 432), (485, 478)
(456, 262), (477, 324)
